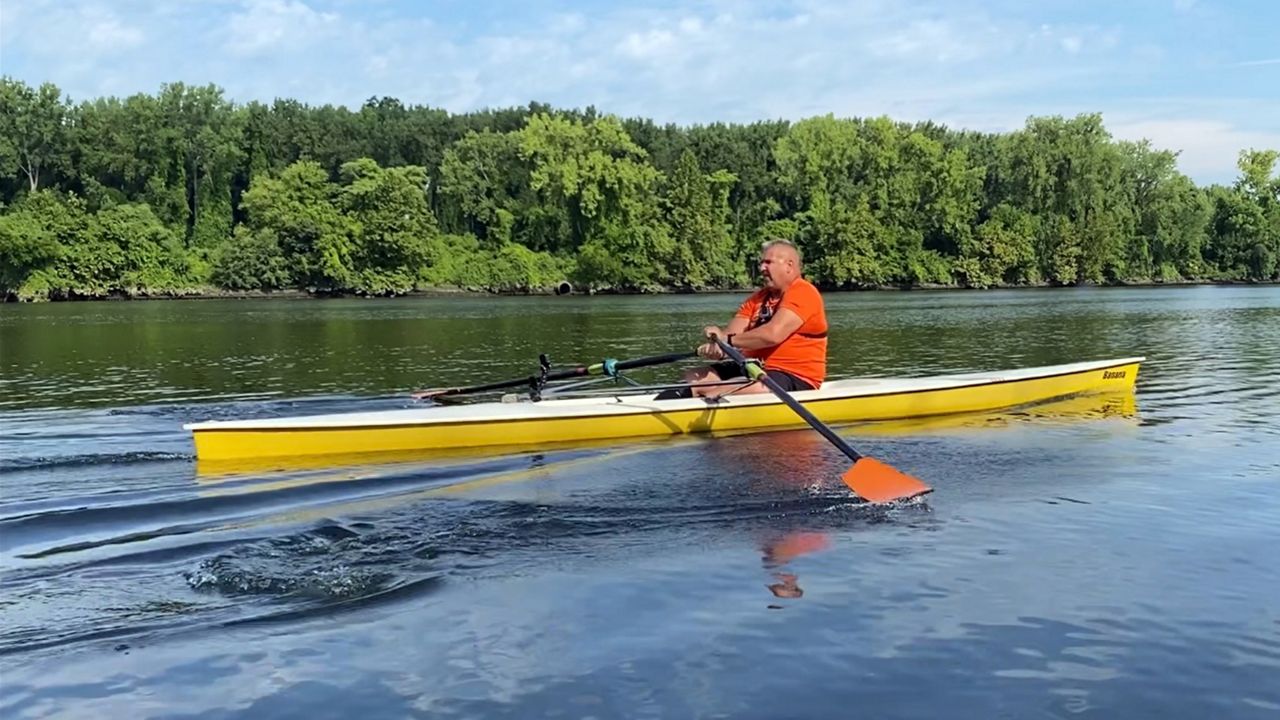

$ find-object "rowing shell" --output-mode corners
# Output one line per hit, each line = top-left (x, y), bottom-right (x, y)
(184, 356), (1143, 463)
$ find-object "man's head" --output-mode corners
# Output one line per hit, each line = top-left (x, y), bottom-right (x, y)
(759, 239), (802, 291)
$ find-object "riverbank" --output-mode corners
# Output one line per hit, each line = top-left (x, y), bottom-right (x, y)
(5, 277), (1276, 303)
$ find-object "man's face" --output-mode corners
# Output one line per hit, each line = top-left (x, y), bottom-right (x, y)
(758, 246), (795, 290)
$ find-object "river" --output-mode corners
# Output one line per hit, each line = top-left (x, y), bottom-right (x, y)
(2, 286), (1278, 718)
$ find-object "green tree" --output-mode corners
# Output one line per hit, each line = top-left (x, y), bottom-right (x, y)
(0, 205), (61, 297)
(0, 191), (87, 298)
(663, 150), (740, 288)
(234, 160), (355, 290)
(0, 79), (72, 193)
(1235, 149), (1280, 279)
(956, 203), (1038, 287)
(88, 203), (194, 292)
(999, 114), (1134, 284)
(157, 83), (244, 248)
(337, 158), (439, 293)
(211, 226), (292, 290)
(1120, 141), (1210, 280)
(517, 113), (671, 288)
(425, 233), (571, 292)
(438, 130), (527, 246)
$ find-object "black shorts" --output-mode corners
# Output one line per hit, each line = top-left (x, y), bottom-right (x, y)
(707, 361), (814, 391)
(654, 361), (814, 400)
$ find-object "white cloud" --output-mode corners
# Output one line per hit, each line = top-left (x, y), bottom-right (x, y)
(1109, 119), (1280, 185)
(224, 0), (339, 57)
(84, 7), (144, 51)
(678, 17), (703, 34)
(548, 13), (586, 35)
(617, 29), (678, 61)
(2, 2), (143, 60)
(870, 20), (969, 61)
(1233, 57), (1280, 67)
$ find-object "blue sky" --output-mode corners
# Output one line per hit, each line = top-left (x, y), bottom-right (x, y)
(1, 0), (1276, 185)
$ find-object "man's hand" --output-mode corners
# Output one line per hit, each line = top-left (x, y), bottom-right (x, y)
(699, 326), (728, 359)
(696, 341), (726, 360)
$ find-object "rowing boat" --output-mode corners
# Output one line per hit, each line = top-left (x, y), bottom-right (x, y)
(184, 356), (1143, 463)
(191, 390), (1138, 480)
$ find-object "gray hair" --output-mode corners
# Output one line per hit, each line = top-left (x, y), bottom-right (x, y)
(761, 238), (802, 265)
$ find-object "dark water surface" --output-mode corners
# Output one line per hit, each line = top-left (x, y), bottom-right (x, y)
(2, 287), (1278, 719)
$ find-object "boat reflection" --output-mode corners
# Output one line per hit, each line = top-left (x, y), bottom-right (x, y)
(838, 390), (1138, 436)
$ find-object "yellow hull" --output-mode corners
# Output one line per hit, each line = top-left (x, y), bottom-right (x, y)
(186, 357), (1142, 465)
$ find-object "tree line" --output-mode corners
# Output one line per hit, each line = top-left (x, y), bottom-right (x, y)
(1, 78), (1277, 301)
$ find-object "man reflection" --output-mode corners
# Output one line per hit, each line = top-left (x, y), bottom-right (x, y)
(701, 428), (838, 602)
(761, 530), (831, 600)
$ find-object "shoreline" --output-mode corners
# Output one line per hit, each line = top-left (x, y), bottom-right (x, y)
(4, 278), (1276, 303)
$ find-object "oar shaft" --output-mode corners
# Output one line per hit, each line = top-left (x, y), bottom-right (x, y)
(611, 350), (698, 372)
(435, 366), (588, 397)
(422, 350), (697, 399)
(713, 337), (863, 462)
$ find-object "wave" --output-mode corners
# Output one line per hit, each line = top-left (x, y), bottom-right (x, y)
(0, 451), (191, 473)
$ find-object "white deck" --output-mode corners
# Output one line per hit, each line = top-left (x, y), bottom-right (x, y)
(184, 357), (1144, 432)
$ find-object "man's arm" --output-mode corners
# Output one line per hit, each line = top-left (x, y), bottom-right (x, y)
(717, 316), (750, 337)
(721, 309), (802, 350)
(699, 310), (802, 358)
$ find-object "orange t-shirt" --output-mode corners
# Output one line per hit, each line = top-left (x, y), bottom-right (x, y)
(734, 278), (828, 388)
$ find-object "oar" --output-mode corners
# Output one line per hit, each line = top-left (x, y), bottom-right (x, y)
(711, 335), (931, 504)
(411, 350), (697, 400)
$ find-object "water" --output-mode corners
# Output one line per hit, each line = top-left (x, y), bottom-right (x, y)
(1, 287), (1278, 719)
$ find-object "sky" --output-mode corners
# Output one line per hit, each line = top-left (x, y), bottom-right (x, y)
(1, 0), (1277, 185)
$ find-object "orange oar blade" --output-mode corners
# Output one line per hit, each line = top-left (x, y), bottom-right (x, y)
(842, 457), (932, 504)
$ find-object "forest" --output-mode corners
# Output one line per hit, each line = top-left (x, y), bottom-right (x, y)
(1, 78), (1277, 301)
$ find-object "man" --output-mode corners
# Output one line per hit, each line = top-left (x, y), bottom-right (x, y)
(657, 238), (827, 399)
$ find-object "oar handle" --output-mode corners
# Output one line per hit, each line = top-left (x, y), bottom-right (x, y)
(711, 335), (863, 462)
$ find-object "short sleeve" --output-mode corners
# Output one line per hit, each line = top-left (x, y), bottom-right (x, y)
(779, 282), (818, 322)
